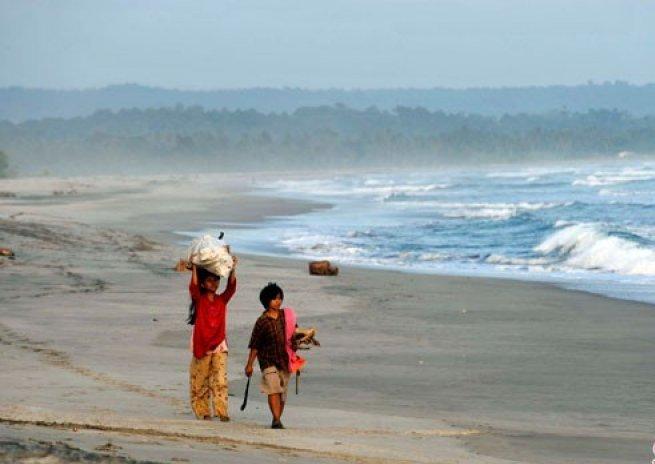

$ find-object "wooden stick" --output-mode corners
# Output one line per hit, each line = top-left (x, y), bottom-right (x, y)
(240, 377), (251, 411)
(295, 371), (300, 395)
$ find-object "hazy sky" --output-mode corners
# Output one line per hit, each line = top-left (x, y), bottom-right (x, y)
(1, 0), (654, 89)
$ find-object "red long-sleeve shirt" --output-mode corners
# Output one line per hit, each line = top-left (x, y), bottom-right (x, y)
(189, 276), (236, 359)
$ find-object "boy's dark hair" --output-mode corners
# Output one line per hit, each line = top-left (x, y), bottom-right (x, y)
(259, 282), (284, 309)
(187, 268), (220, 325)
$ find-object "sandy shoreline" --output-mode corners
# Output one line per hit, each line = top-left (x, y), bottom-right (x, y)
(1, 174), (654, 463)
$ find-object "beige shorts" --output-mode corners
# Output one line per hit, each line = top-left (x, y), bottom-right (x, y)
(260, 366), (291, 401)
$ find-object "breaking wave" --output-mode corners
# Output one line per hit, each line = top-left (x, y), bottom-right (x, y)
(431, 202), (568, 220)
(535, 223), (655, 276)
(221, 162), (655, 304)
(572, 168), (655, 187)
(382, 198), (569, 220)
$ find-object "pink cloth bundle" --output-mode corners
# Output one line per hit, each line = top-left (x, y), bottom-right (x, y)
(283, 307), (306, 373)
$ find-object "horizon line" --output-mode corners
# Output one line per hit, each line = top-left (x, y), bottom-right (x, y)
(2, 80), (653, 93)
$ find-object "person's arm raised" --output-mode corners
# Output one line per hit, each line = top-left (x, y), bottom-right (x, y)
(221, 256), (238, 302)
(189, 263), (200, 300)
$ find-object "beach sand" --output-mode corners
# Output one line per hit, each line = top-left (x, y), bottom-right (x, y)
(1, 174), (653, 463)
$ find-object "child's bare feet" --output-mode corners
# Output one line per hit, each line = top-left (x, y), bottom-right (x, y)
(219, 415), (230, 422)
(202, 415), (212, 421)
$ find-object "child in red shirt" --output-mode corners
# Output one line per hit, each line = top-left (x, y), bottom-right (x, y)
(188, 257), (237, 421)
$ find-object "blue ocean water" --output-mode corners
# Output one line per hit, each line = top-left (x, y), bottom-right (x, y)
(197, 160), (655, 304)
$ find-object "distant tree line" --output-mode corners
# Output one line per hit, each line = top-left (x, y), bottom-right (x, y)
(1, 105), (654, 175)
(0, 150), (8, 177)
(3, 81), (655, 122)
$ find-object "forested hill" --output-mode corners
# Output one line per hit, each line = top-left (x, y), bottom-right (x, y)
(2, 105), (654, 175)
(2, 82), (655, 122)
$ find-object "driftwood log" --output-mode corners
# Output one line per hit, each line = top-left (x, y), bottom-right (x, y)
(308, 260), (338, 276)
(0, 248), (15, 258)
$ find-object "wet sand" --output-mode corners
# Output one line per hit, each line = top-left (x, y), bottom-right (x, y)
(1, 174), (654, 463)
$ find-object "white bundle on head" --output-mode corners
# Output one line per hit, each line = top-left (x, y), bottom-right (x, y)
(187, 234), (234, 278)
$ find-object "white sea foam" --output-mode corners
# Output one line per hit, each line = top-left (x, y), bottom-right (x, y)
(244, 164), (655, 303)
(378, 184), (450, 199)
(554, 219), (575, 228)
(417, 252), (448, 262)
(363, 178), (389, 187)
(485, 254), (552, 266)
(346, 229), (376, 238)
(572, 167), (655, 187)
(625, 225), (655, 242)
(272, 178), (450, 198)
(598, 188), (627, 197)
(535, 223), (655, 276)
(434, 202), (567, 220)
(485, 166), (577, 179)
(486, 171), (535, 179)
(280, 233), (365, 259)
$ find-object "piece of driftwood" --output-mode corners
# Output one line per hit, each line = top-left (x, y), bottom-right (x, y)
(0, 248), (15, 258)
(308, 260), (338, 276)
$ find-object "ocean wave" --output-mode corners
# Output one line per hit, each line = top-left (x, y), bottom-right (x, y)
(486, 171), (538, 179)
(485, 254), (553, 266)
(383, 192), (413, 202)
(280, 233), (365, 258)
(377, 184), (450, 200)
(598, 188), (628, 197)
(386, 200), (568, 219)
(534, 223), (655, 276)
(254, 164), (655, 298)
(346, 229), (376, 238)
(271, 178), (450, 198)
(434, 201), (568, 220)
(395, 251), (449, 262)
(269, 178), (350, 196)
(418, 252), (448, 262)
(572, 168), (655, 187)
(625, 225), (655, 242)
(554, 219), (575, 228)
(485, 166), (580, 179)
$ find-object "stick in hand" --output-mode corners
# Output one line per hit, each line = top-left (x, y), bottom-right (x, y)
(240, 377), (251, 411)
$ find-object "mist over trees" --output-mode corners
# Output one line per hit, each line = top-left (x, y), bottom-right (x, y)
(2, 81), (655, 122)
(2, 105), (654, 175)
(0, 150), (8, 177)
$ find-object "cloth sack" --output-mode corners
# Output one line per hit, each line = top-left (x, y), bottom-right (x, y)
(187, 234), (234, 278)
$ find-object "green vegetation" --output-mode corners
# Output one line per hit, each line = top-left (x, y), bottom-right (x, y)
(3, 82), (655, 121)
(1, 105), (654, 174)
(0, 150), (8, 177)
